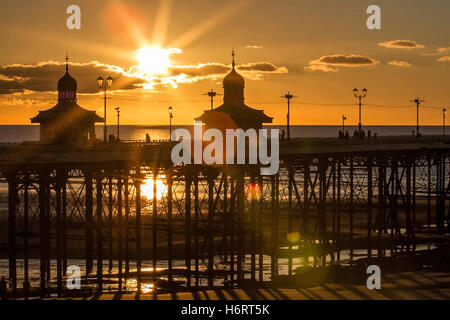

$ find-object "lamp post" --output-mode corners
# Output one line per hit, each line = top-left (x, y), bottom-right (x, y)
(353, 88), (367, 133)
(342, 115), (347, 133)
(168, 106), (173, 140)
(410, 97), (425, 137)
(115, 107), (120, 140)
(443, 108), (447, 136)
(282, 92), (296, 140)
(97, 76), (113, 143)
(353, 88), (367, 134)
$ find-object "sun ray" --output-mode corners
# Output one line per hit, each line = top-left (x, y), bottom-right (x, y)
(168, 0), (253, 49)
(152, 0), (174, 47)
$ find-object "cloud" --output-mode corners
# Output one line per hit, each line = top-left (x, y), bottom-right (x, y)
(379, 40), (425, 49)
(167, 63), (229, 78)
(304, 64), (338, 73)
(245, 45), (263, 49)
(437, 47), (450, 54)
(0, 60), (147, 95)
(388, 60), (411, 67)
(438, 56), (450, 63)
(0, 59), (289, 94)
(305, 54), (378, 72)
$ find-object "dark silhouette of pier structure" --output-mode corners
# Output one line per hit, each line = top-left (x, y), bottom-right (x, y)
(1, 136), (450, 298)
(1, 54), (449, 298)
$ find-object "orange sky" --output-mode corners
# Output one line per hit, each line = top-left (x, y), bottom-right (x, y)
(0, 0), (449, 125)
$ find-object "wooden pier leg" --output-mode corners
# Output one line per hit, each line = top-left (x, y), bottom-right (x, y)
(124, 178), (130, 281)
(55, 173), (63, 297)
(207, 174), (214, 287)
(223, 172), (228, 267)
(167, 173), (173, 283)
(390, 161), (397, 255)
(304, 164), (310, 265)
(194, 176), (200, 287)
(152, 171), (158, 286)
(350, 157), (354, 264)
(412, 157), (417, 239)
(406, 159), (413, 252)
(229, 176), (235, 283)
(135, 171), (142, 294)
(377, 163), (385, 257)
(251, 175), (257, 281)
(437, 152), (445, 232)
(258, 175), (264, 282)
(367, 157), (373, 259)
(108, 176), (113, 273)
(45, 183), (51, 285)
(427, 156), (432, 228)
(319, 159), (327, 267)
(96, 174), (103, 292)
(38, 171), (48, 297)
(336, 160), (341, 262)
(23, 181), (29, 295)
(331, 161), (336, 263)
(185, 173), (192, 288)
(8, 175), (17, 296)
(117, 177), (123, 292)
(62, 180), (67, 277)
(85, 170), (94, 276)
(271, 175), (276, 279)
(288, 167), (293, 276)
(237, 171), (245, 283)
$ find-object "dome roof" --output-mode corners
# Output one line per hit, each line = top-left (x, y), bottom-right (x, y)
(223, 68), (245, 87)
(57, 71), (77, 91)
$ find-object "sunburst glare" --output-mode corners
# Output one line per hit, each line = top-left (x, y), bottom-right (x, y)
(136, 46), (181, 75)
(141, 176), (168, 200)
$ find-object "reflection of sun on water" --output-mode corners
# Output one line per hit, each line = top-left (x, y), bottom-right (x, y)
(141, 176), (168, 200)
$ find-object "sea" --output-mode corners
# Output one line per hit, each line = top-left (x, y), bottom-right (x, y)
(0, 125), (446, 143)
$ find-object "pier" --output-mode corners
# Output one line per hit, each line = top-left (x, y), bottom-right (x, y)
(1, 135), (449, 298)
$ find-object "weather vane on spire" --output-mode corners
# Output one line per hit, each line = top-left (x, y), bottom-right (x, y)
(65, 53), (69, 72)
(231, 48), (236, 69)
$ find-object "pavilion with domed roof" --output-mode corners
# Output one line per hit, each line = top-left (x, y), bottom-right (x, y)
(195, 51), (273, 132)
(31, 56), (104, 144)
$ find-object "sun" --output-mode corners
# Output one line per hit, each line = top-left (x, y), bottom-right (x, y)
(136, 46), (180, 75)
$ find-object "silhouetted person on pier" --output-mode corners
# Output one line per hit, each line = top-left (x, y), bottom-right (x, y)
(145, 133), (151, 143)
(345, 131), (349, 140)
(23, 280), (30, 298)
(368, 130), (372, 140)
(109, 134), (116, 144)
(412, 130), (415, 137)
(281, 130), (286, 141)
(0, 276), (7, 300)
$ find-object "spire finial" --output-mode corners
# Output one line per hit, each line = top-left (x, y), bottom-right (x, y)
(231, 48), (236, 69)
(65, 53), (69, 72)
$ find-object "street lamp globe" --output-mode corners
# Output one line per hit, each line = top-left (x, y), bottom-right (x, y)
(362, 88), (368, 97)
(107, 76), (113, 88)
(97, 76), (104, 88)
